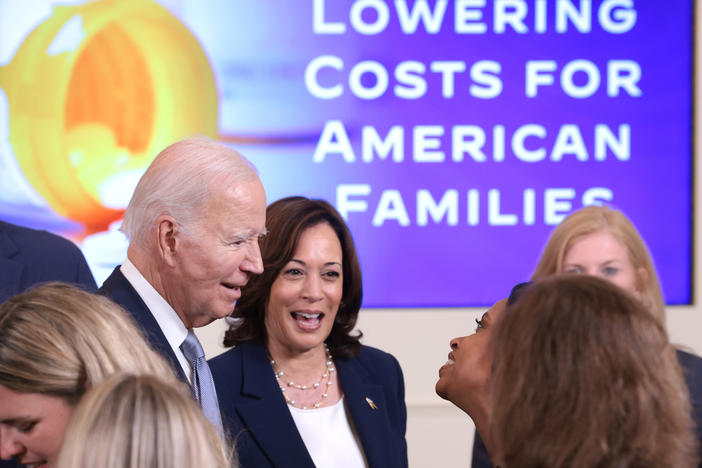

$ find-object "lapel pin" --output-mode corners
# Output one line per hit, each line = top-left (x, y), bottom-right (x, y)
(365, 397), (378, 410)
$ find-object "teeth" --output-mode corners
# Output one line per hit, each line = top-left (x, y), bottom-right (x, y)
(297, 312), (320, 319)
(446, 359), (455, 365)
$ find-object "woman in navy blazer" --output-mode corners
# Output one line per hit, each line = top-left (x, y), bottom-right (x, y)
(209, 197), (408, 468)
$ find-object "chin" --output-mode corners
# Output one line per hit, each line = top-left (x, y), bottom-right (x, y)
(435, 380), (449, 400)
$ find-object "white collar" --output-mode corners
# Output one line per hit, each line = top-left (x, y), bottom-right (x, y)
(120, 258), (191, 380)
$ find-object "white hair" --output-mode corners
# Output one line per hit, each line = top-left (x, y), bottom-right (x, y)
(121, 137), (259, 247)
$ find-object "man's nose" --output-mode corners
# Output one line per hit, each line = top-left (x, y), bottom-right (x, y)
(242, 239), (264, 275)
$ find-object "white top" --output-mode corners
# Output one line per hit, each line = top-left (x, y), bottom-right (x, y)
(289, 397), (368, 468)
(120, 259), (191, 383)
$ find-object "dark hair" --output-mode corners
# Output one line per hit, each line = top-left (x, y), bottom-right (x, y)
(490, 275), (697, 468)
(223, 196), (363, 358)
(506, 281), (531, 306)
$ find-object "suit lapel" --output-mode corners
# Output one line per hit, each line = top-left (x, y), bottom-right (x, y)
(99, 267), (188, 382)
(235, 343), (316, 468)
(0, 226), (22, 302)
(338, 358), (394, 468)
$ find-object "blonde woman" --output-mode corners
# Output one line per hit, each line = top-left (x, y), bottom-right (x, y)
(0, 282), (178, 467)
(56, 374), (231, 468)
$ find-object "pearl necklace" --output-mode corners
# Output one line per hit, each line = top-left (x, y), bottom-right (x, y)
(270, 345), (336, 410)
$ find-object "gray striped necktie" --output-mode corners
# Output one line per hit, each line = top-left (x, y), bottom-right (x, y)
(180, 330), (224, 436)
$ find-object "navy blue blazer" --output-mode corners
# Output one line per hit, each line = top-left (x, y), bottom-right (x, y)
(98, 266), (187, 382)
(470, 348), (702, 468)
(209, 341), (408, 468)
(0, 220), (96, 304)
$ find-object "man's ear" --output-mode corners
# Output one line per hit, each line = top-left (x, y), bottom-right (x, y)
(156, 215), (179, 267)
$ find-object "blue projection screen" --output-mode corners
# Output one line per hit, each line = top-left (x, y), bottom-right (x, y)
(0, 0), (692, 307)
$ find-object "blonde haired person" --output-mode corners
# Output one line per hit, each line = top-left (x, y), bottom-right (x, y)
(532, 204), (664, 322)
(56, 374), (231, 468)
(0, 282), (178, 467)
(490, 275), (698, 467)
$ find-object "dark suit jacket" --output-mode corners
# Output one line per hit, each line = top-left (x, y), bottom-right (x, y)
(209, 341), (408, 468)
(0, 220), (96, 304)
(471, 348), (702, 468)
(98, 266), (187, 382)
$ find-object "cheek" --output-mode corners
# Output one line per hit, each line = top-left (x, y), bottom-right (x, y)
(43, 412), (73, 460)
(267, 283), (296, 321)
(324, 281), (343, 303)
(610, 271), (638, 295)
(455, 345), (492, 388)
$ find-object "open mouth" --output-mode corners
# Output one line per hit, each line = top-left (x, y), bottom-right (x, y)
(291, 311), (323, 330)
(438, 353), (456, 375)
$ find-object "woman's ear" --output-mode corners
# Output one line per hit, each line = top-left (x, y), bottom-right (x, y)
(636, 266), (648, 293)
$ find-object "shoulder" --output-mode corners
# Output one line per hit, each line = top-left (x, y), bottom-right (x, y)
(676, 349), (702, 371)
(209, 341), (264, 380)
(1, 221), (82, 256)
(356, 344), (401, 366)
(676, 349), (702, 386)
(342, 344), (404, 382)
(0, 221), (95, 289)
(210, 344), (245, 368)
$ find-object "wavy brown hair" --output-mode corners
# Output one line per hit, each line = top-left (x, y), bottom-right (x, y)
(489, 275), (698, 468)
(224, 196), (363, 358)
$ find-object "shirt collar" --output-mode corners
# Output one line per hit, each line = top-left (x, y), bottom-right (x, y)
(120, 258), (189, 359)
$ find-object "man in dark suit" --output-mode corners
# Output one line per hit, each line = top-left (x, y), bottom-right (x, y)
(0, 220), (96, 304)
(99, 137), (266, 434)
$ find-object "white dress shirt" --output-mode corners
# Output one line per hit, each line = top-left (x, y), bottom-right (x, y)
(120, 259), (191, 383)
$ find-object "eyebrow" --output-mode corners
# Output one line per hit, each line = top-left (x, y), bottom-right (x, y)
(564, 259), (622, 267)
(229, 228), (268, 242)
(289, 259), (342, 268)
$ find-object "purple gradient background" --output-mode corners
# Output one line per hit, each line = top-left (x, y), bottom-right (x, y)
(0, 1), (692, 307)
(234, 1), (692, 306)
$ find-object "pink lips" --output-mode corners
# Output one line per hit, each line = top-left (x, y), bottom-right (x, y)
(438, 351), (456, 376)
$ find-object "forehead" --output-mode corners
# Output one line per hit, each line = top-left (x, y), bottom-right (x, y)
(565, 231), (629, 261)
(0, 385), (65, 418)
(201, 179), (266, 228)
(293, 223), (342, 258)
(484, 299), (507, 324)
